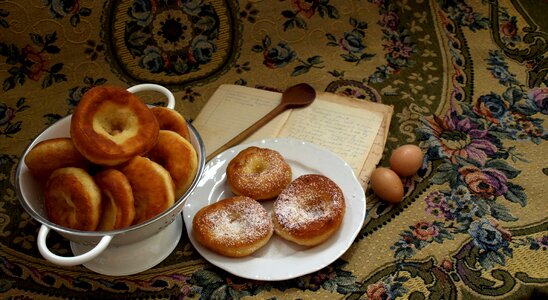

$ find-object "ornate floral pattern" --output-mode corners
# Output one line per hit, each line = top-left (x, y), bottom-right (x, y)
(124, 0), (220, 76)
(0, 32), (66, 91)
(0, 0), (547, 299)
(43, 0), (91, 27)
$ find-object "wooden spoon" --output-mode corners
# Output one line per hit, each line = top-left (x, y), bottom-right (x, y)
(206, 83), (316, 161)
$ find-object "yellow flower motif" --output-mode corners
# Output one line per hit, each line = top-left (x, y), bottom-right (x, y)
(414, 11), (428, 23)
(409, 72), (423, 81)
(422, 61), (437, 71)
(427, 74), (440, 83)
(422, 94), (436, 104)
(422, 49), (438, 57)
(419, 34), (432, 44)
(409, 83), (424, 94)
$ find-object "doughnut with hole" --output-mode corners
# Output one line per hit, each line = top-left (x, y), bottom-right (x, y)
(146, 130), (198, 200)
(150, 106), (190, 141)
(44, 167), (102, 231)
(70, 86), (159, 166)
(121, 156), (174, 225)
(24, 137), (91, 181)
(94, 169), (135, 231)
(226, 147), (292, 200)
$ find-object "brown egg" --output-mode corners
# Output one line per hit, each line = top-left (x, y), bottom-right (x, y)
(389, 144), (423, 177)
(370, 167), (404, 204)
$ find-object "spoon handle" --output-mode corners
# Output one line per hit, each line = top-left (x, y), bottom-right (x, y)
(206, 103), (287, 161)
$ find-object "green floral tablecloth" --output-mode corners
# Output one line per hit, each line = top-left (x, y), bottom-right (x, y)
(1, 0), (547, 299)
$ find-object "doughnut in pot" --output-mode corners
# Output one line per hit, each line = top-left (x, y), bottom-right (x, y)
(24, 138), (90, 181)
(121, 156), (174, 225)
(150, 106), (191, 141)
(192, 196), (273, 257)
(272, 174), (346, 246)
(94, 169), (135, 230)
(70, 86), (160, 166)
(44, 167), (102, 231)
(226, 147), (292, 200)
(146, 130), (198, 200)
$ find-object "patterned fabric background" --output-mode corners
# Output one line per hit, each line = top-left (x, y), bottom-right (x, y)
(1, 0), (547, 299)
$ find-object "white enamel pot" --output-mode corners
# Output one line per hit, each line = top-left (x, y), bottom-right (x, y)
(16, 84), (205, 268)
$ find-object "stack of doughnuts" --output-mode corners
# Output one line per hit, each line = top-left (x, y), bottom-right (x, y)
(24, 85), (198, 231)
(192, 146), (346, 258)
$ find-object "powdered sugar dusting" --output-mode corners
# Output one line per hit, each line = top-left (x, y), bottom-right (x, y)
(227, 147), (291, 198)
(273, 174), (344, 231)
(203, 197), (272, 245)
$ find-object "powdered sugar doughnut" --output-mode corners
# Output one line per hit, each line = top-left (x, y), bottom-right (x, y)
(226, 147), (292, 200)
(272, 174), (346, 246)
(192, 196), (273, 257)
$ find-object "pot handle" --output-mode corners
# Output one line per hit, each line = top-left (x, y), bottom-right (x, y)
(37, 225), (113, 267)
(127, 83), (176, 109)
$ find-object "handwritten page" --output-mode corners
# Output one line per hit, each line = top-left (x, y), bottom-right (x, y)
(278, 93), (384, 175)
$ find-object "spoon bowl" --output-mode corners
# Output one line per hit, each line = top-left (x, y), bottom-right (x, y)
(206, 83), (316, 161)
(279, 83), (316, 108)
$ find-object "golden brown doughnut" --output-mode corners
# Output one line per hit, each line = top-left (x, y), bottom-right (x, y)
(192, 196), (273, 257)
(70, 86), (160, 166)
(24, 138), (91, 181)
(146, 130), (198, 200)
(94, 169), (135, 231)
(272, 174), (346, 246)
(150, 106), (191, 141)
(226, 147), (292, 200)
(44, 167), (102, 231)
(121, 156), (174, 225)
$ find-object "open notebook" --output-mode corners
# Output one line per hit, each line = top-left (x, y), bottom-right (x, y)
(192, 84), (393, 186)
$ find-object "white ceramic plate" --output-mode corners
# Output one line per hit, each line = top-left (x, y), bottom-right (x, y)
(182, 138), (366, 281)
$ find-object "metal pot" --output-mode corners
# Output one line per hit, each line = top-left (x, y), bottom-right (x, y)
(15, 84), (205, 267)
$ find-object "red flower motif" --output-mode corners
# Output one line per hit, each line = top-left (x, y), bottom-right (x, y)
(0, 104), (16, 125)
(291, 0), (318, 19)
(380, 12), (399, 31)
(412, 221), (440, 241)
(500, 21), (518, 37)
(458, 165), (508, 199)
(22, 45), (50, 81)
(367, 282), (391, 300)
(383, 39), (413, 59)
(441, 258), (454, 272)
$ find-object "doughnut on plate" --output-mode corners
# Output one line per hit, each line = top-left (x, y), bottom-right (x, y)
(183, 138), (366, 281)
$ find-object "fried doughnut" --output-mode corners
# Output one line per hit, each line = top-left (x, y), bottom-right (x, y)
(24, 138), (90, 181)
(272, 174), (346, 246)
(226, 147), (292, 200)
(121, 156), (174, 225)
(192, 196), (273, 257)
(146, 130), (198, 200)
(44, 167), (102, 231)
(150, 106), (190, 141)
(94, 169), (135, 231)
(70, 86), (160, 166)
